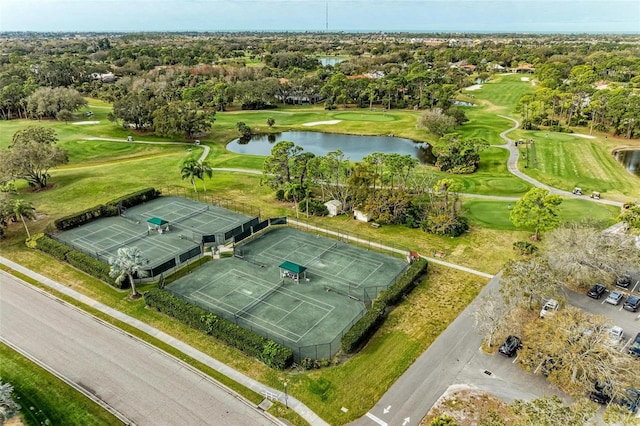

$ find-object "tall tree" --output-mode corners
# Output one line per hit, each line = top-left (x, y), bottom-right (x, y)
(509, 188), (562, 241)
(108, 247), (149, 297)
(180, 158), (201, 192)
(195, 160), (213, 192)
(0, 127), (68, 189)
(9, 199), (36, 239)
(0, 379), (20, 424)
(262, 141), (302, 190)
(153, 101), (214, 139)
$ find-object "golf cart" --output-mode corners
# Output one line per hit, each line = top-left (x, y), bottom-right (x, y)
(572, 187), (583, 196)
(590, 191), (601, 200)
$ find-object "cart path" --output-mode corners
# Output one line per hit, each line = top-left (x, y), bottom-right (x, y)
(496, 116), (623, 207)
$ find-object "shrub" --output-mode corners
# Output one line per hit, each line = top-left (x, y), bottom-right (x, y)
(297, 199), (329, 216)
(421, 215), (469, 237)
(341, 302), (386, 353)
(144, 288), (293, 369)
(513, 241), (538, 255)
(54, 188), (160, 231)
(342, 258), (428, 354)
(35, 235), (117, 287)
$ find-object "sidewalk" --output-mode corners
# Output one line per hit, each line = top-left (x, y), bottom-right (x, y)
(0, 255), (329, 426)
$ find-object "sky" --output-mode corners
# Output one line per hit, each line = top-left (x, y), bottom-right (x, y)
(1, 0), (639, 34)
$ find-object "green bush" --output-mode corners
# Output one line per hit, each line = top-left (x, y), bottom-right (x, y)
(144, 288), (293, 369)
(513, 240), (538, 255)
(379, 258), (428, 306)
(54, 188), (160, 231)
(341, 302), (386, 354)
(35, 235), (118, 287)
(297, 199), (329, 216)
(341, 258), (428, 354)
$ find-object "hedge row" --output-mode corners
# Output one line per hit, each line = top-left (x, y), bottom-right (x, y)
(36, 235), (117, 287)
(341, 257), (428, 354)
(144, 288), (293, 369)
(54, 188), (160, 231)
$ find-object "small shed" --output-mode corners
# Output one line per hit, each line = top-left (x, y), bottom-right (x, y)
(353, 209), (370, 222)
(324, 200), (342, 217)
(279, 261), (308, 284)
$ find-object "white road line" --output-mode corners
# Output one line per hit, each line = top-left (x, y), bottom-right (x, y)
(365, 412), (388, 426)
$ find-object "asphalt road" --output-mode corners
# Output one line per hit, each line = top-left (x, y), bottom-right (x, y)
(0, 272), (280, 426)
(355, 273), (566, 426)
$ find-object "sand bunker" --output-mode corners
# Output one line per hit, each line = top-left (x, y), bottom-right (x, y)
(521, 77), (530, 81)
(573, 133), (596, 139)
(72, 120), (100, 125)
(302, 120), (342, 126)
(464, 84), (482, 91)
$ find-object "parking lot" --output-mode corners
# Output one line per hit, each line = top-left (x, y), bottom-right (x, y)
(567, 271), (640, 355)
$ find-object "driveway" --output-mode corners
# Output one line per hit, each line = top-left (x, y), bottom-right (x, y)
(0, 271), (281, 426)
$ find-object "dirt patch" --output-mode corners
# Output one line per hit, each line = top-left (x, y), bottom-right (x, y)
(421, 386), (513, 425)
(72, 120), (100, 125)
(302, 120), (342, 126)
(464, 84), (482, 91)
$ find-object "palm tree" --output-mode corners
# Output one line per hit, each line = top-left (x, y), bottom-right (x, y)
(180, 158), (201, 192)
(108, 247), (149, 297)
(10, 199), (36, 239)
(0, 379), (20, 423)
(195, 160), (213, 192)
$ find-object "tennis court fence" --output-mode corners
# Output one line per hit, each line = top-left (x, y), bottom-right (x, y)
(176, 290), (367, 362)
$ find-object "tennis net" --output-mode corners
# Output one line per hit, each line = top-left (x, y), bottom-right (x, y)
(307, 241), (338, 266)
(173, 205), (209, 224)
(235, 280), (284, 318)
(97, 232), (148, 256)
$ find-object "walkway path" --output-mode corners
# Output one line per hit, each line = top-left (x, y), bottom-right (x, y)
(0, 255), (329, 426)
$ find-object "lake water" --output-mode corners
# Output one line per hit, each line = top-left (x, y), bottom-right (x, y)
(227, 131), (436, 164)
(319, 57), (344, 67)
(613, 149), (640, 177)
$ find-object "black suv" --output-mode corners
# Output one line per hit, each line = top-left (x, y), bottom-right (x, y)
(624, 295), (640, 312)
(629, 333), (640, 358)
(616, 274), (632, 288)
(587, 284), (606, 299)
(499, 335), (521, 357)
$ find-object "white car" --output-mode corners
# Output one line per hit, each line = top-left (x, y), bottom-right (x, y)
(605, 291), (624, 305)
(540, 299), (559, 318)
(607, 326), (624, 345)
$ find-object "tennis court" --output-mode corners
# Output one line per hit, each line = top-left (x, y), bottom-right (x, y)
(53, 196), (255, 276)
(167, 227), (407, 360)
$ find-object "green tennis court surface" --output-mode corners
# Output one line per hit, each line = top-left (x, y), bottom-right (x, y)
(53, 196), (254, 276)
(168, 227), (408, 360)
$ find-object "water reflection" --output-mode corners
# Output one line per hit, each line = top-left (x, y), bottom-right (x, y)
(613, 149), (640, 177)
(227, 131), (435, 164)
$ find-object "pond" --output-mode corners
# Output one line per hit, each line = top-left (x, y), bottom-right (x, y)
(319, 57), (344, 67)
(613, 149), (640, 177)
(227, 131), (436, 164)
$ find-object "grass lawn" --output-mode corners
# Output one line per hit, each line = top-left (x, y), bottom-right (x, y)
(0, 343), (121, 426)
(464, 198), (619, 231)
(468, 73), (535, 117)
(511, 130), (640, 201)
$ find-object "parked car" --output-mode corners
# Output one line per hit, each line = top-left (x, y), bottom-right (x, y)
(499, 335), (522, 357)
(587, 283), (606, 299)
(605, 290), (624, 305)
(540, 299), (559, 318)
(589, 390), (611, 405)
(629, 333), (640, 358)
(620, 388), (640, 413)
(608, 326), (624, 345)
(624, 295), (640, 312)
(616, 274), (632, 289)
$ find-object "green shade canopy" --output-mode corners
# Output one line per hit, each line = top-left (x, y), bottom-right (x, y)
(147, 217), (169, 226)
(279, 261), (306, 274)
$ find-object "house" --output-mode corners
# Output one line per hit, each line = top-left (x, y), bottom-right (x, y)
(324, 200), (342, 217)
(353, 209), (370, 222)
